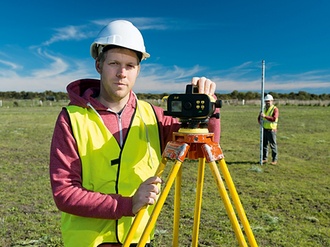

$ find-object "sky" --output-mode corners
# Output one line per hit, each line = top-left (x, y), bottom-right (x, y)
(0, 0), (330, 95)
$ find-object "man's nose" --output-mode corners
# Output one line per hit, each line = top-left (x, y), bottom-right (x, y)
(116, 66), (127, 77)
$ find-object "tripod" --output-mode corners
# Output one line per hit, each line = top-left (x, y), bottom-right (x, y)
(123, 128), (258, 247)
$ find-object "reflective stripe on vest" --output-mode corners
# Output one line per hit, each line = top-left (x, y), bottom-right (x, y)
(62, 100), (161, 247)
(263, 105), (278, 130)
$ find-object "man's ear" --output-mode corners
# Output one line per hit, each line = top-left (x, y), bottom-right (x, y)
(95, 60), (102, 74)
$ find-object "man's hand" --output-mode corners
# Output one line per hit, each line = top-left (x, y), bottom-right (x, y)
(191, 77), (216, 95)
(132, 176), (162, 214)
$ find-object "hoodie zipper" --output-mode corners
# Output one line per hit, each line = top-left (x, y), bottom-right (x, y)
(116, 113), (123, 147)
(106, 106), (125, 148)
(87, 102), (125, 147)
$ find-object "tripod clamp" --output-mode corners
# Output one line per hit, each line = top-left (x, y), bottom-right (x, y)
(166, 128), (224, 161)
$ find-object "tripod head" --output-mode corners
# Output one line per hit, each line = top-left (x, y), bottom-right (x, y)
(164, 84), (222, 129)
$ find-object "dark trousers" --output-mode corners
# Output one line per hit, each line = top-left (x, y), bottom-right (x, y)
(263, 129), (278, 161)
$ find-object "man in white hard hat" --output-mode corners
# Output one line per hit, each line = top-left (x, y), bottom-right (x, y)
(258, 94), (279, 165)
(49, 20), (220, 247)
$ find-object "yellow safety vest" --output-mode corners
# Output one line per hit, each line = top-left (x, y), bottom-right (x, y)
(62, 100), (161, 247)
(263, 105), (278, 130)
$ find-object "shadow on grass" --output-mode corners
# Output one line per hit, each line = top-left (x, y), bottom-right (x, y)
(226, 161), (260, 165)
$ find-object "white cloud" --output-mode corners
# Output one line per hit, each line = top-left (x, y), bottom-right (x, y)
(37, 17), (172, 49)
(1, 60), (330, 93)
(0, 68), (96, 92)
(134, 63), (330, 94)
(135, 64), (205, 93)
(0, 59), (22, 70)
(42, 25), (89, 46)
(1, 17), (329, 94)
(91, 17), (172, 31)
(31, 49), (68, 78)
(0, 48), (95, 92)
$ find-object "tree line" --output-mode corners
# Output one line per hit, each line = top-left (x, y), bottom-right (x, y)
(0, 91), (68, 101)
(0, 90), (329, 101)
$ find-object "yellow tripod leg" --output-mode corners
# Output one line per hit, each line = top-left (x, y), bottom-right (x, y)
(208, 160), (248, 247)
(218, 159), (258, 247)
(137, 159), (183, 247)
(192, 157), (206, 247)
(173, 164), (182, 246)
(122, 158), (167, 247)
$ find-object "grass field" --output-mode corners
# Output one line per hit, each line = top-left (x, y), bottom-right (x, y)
(0, 104), (329, 246)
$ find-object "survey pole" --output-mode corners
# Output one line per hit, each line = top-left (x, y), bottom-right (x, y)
(259, 60), (265, 165)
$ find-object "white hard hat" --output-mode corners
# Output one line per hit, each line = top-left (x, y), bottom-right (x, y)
(264, 94), (274, 101)
(90, 20), (150, 60)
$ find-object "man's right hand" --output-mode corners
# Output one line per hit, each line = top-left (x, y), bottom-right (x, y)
(132, 176), (162, 214)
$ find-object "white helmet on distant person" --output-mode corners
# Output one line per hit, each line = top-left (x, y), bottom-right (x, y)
(264, 94), (274, 101)
(90, 20), (150, 61)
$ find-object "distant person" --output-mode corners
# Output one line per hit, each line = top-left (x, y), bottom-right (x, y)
(258, 94), (279, 165)
(49, 20), (220, 247)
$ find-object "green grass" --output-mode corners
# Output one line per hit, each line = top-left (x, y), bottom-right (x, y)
(0, 105), (329, 246)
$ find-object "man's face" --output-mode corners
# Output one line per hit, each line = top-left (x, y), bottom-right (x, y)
(97, 48), (140, 103)
(265, 100), (272, 107)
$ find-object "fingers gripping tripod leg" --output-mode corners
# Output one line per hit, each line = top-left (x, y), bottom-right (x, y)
(137, 159), (184, 247)
(124, 140), (189, 246)
(122, 158), (167, 247)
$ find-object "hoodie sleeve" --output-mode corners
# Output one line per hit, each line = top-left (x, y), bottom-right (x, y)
(49, 109), (134, 219)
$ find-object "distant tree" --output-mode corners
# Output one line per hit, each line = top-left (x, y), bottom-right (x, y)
(230, 90), (239, 99)
(320, 93), (330, 100)
(289, 92), (296, 99)
(297, 91), (309, 100)
(310, 94), (319, 100)
(245, 91), (259, 100)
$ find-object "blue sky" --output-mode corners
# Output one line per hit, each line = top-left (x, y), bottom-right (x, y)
(1, 0), (330, 94)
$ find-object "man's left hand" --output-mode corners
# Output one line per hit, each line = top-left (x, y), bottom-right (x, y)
(191, 77), (216, 95)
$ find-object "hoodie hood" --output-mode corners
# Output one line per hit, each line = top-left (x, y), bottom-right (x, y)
(66, 78), (137, 111)
(66, 79), (101, 108)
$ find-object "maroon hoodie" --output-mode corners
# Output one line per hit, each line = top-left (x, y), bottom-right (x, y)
(49, 78), (220, 219)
